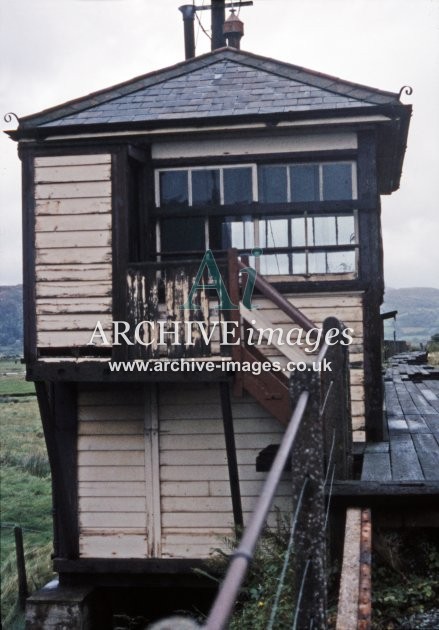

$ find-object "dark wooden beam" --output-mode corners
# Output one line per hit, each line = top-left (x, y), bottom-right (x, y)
(20, 148), (37, 364)
(112, 146), (130, 363)
(153, 199), (362, 219)
(220, 382), (244, 528)
(55, 557), (209, 574)
(28, 361), (235, 382)
(357, 130), (384, 441)
(35, 382), (79, 558)
(55, 558), (219, 589)
(330, 480), (439, 508)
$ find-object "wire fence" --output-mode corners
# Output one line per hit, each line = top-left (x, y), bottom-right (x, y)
(204, 317), (352, 630)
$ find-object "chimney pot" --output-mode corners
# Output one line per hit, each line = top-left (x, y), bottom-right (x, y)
(223, 10), (244, 49)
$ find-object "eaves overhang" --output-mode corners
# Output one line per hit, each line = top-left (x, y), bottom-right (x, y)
(7, 102), (411, 195)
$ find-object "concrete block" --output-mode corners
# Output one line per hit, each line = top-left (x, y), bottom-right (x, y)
(25, 580), (94, 630)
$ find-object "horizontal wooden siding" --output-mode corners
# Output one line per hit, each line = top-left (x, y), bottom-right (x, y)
(34, 154), (112, 349)
(77, 384), (292, 559)
(159, 383), (292, 558)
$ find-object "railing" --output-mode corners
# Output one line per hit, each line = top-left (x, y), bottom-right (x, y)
(227, 249), (318, 404)
(126, 259), (229, 359)
(125, 249), (317, 363)
(204, 318), (352, 630)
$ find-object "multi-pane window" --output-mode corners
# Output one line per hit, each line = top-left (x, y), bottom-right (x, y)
(257, 214), (357, 275)
(155, 162), (358, 277)
(258, 162), (355, 203)
(156, 165), (255, 209)
(156, 165), (255, 254)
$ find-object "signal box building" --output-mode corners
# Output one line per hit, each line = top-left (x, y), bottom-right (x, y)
(8, 21), (410, 621)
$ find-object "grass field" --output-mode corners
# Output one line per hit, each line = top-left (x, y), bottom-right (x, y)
(0, 359), (54, 629)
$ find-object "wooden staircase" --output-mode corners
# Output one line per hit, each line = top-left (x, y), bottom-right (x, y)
(227, 250), (318, 426)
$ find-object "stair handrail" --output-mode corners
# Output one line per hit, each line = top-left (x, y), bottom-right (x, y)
(204, 315), (352, 628)
(204, 389), (310, 630)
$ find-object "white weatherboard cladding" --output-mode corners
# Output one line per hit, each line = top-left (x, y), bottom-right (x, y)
(34, 154), (113, 348)
(152, 131), (357, 160)
(77, 384), (292, 559)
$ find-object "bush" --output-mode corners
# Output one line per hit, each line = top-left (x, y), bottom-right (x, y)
(372, 530), (439, 629)
(198, 522), (299, 629)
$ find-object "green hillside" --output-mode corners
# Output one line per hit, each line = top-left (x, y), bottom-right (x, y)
(382, 287), (439, 345)
(0, 286), (23, 356)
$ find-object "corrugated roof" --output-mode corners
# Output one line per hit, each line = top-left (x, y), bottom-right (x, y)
(19, 47), (401, 130)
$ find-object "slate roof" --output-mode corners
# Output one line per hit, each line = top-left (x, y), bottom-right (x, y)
(18, 48), (402, 130)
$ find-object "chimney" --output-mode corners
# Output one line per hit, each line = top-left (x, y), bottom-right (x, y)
(223, 9), (244, 49)
(179, 5), (196, 59)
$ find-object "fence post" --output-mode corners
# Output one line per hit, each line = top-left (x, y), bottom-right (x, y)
(289, 370), (326, 629)
(321, 317), (352, 480)
(14, 525), (28, 610)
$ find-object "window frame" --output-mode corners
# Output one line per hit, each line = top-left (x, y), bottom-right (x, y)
(153, 160), (359, 277)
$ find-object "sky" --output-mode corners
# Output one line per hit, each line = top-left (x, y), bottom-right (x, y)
(1, 0), (438, 290)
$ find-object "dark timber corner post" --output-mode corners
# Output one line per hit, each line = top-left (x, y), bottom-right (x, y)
(321, 317), (353, 479)
(289, 371), (327, 629)
(357, 129), (384, 441)
(35, 381), (79, 560)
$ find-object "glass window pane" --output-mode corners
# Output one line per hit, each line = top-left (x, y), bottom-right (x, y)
(290, 164), (319, 201)
(337, 215), (356, 244)
(222, 217), (254, 249)
(258, 166), (288, 203)
(159, 171), (188, 207)
(292, 253), (306, 275)
(308, 252), (326, 274)
(223, 167), (253, 204)
(327, 251), (356, 273)
(291, 217), (306, 246)
(244, 219), (254, 249)
(306, 217), (314, 246)
(161, 217), (204, 252)
(312, 216), (337, 245)
(260, 254), (289, 275)
(222, 220), (242, 249)
(259, 218), (289, 248)
(322, 163), (352, 200)
(192, 169), (220, 206)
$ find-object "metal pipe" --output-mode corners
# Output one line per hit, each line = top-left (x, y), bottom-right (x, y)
(204, 390), (310, 630)
(179, 5), (196, 59)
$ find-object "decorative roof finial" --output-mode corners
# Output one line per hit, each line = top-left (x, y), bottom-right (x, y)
(223, 7), (244, 49)
(398, 86), (413, 100)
